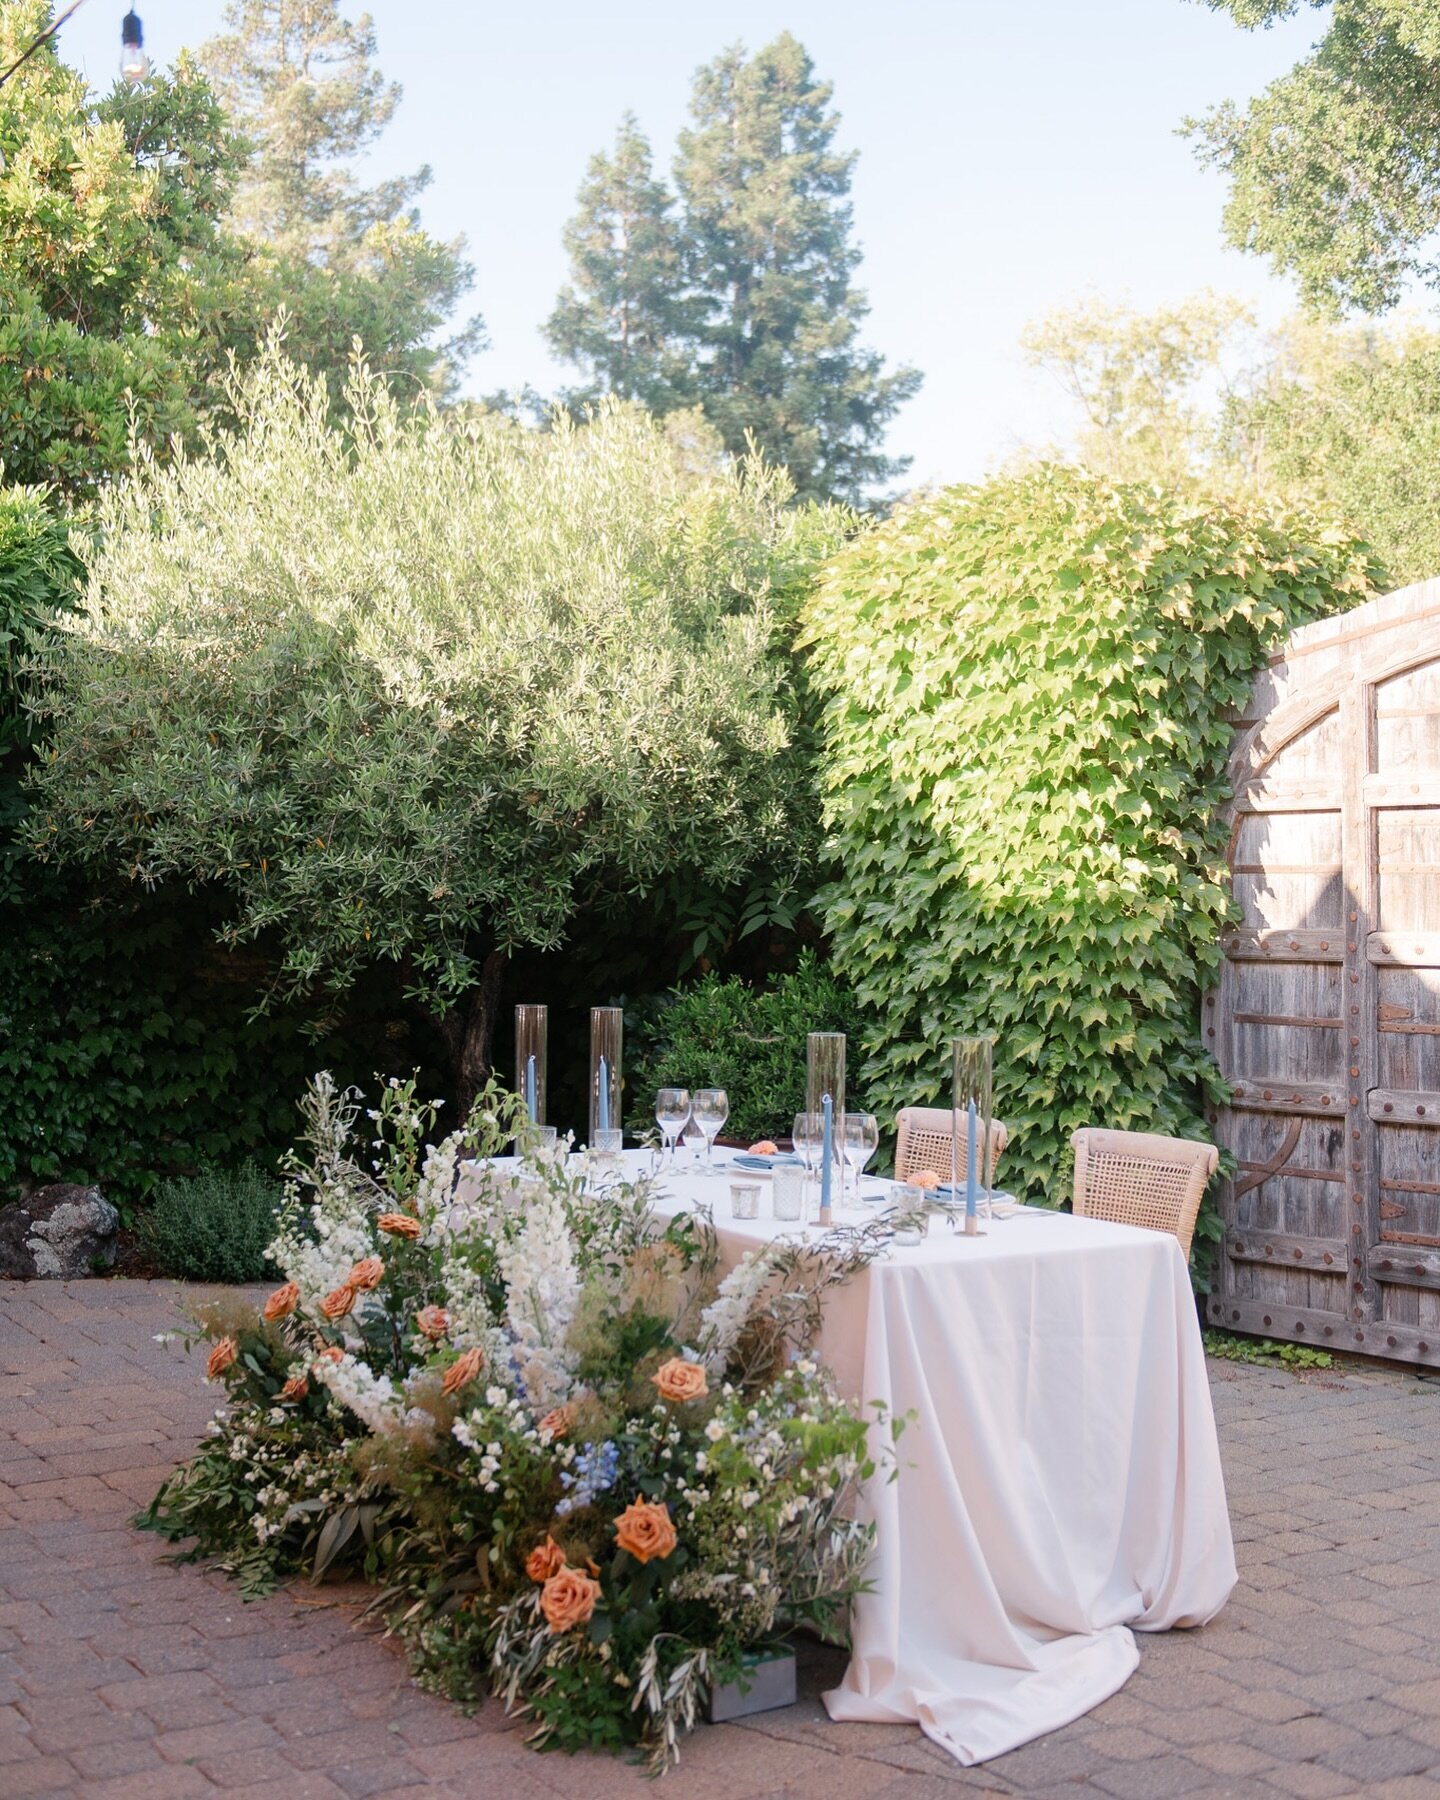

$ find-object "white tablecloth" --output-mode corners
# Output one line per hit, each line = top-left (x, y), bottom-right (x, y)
(641, 1151), (1236, 1766)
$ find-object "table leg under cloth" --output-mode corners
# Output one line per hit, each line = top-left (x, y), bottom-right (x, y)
(817, 1227), (1237, 1765)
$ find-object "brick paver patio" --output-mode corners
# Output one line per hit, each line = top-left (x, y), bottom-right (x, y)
(2, 1281), (1439, 1799)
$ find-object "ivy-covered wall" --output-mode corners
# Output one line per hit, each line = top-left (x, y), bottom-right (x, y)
(800, 467), (1379, 1256)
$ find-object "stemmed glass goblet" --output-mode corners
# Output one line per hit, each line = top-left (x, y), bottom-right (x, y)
(654, 1088), (691, 1171)
(692, 1088), (729, 1178)
(843, 1112), (880, 1206)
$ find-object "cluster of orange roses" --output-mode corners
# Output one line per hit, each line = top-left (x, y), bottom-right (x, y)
(526, 1496), (681, 1635)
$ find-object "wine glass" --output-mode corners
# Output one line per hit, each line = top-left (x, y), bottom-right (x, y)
(843, 1112), (880, 1206)
(654, 1088), (691, 1170)
(692, 1088), (729, 1178)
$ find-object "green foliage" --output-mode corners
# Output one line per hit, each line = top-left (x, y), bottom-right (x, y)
(0, 485), (78, 818)
(800, 467), (1378, 1249)
(200, 0), (483, 398)
(627, 952), (865, 1146)
(138, 1163), (282, 1283)
(23, 350), (846, 1099)
(1203, 1329), (1334, 1371)
(548, 33), (921, 506)
(1188, 0), (1440, 314)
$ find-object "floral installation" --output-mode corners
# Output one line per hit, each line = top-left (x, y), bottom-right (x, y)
(140, 1072), (900, 1771)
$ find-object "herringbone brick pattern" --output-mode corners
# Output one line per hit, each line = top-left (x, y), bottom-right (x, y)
(2, 1279), (1438, 1798)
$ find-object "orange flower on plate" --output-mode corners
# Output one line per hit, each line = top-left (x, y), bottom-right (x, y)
(540, 1566), (601, 1634)
(651, 1357), (708, 1404)
(613, 1499), (678, 1565)
(347, 1256), (384, 1291)
(748, 1140), (779, 1156)
(280, 1374), (309, 1403)
(415, 1305), (450, 1341)
(525, 1536), (566, 1582)
(906, 1169), (942, 1191)
(538, 1404), (574, 1441)
(377, 1213), (422, 1241)
(320, 1284), (356, 1320)
(441, 1346), (483, 1397)
(205, 1337), (238, 1381)
(263, 1281), (299, 1321)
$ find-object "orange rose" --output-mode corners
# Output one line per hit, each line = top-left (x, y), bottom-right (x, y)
(538, 1404), (573, 1441)
(415, 1305), (450, 1341)
(525, 1536), (566, 1582)
(263, 1282), (299, 1321)
(441, 1346), (483, 1397)
(347, 1256), (384, 1291)
(906, 1169), (941, 1191)
(748, 1140), (778, 1156)
(540, 1566), (602, 1634)
(280, 1374), (309, 1403)
(315, 1345), (345, 1367)
(205, 1337), (238, 1381)
(651, 1358), (708, 1404)
(377, 1213), (422, 1241)
(320, 1284), (356, 1320)
(614, 1499), (677, 1565)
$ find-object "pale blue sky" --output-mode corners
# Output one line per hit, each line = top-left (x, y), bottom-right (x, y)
(60, 0), (1326, 487)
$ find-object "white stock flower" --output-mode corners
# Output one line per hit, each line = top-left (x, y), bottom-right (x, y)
(497, 1186), (580, 1411)
(697, 1245), (783, 1374)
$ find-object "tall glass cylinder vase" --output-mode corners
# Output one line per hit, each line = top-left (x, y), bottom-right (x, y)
(805, 1032), (846, 1225)
(589, 1007), (624, 1149)
(952, 1035), (994, 1237)
(515, 1005), (547, 1128)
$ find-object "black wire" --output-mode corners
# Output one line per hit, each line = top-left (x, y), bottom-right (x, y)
(0, 0), (92, 91)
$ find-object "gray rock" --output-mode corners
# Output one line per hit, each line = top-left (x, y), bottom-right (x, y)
(0, 1184), (119, 1279)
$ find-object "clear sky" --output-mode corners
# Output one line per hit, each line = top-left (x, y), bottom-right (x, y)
(58, 0), (1326, 489)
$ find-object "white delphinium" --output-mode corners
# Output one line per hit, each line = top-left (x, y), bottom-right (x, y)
(695, 1245), (783, 1374)
(312, 1352), (415, 1438)
(412, 1130), (465, 1229)
(497, 1186), (580, 1411)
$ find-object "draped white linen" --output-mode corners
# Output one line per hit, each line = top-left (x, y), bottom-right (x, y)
(644, 1154), (1236, 1766)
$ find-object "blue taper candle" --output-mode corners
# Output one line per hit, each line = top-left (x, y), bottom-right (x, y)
(598, 1055), (610, 1133)
(965, 1098), (978, 1217)
(820, 1092), (833, 1224)
(525, 1054), (537, 1124)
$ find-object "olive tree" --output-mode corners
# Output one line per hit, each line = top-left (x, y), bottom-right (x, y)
(25, 351), (842, 1114)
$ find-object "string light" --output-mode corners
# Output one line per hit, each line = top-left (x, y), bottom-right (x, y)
(119, 10), (148, 85)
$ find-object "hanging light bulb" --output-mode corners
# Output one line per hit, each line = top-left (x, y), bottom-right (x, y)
(119, 10), (149, 84)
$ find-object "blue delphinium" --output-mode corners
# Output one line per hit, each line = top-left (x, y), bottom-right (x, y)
(555, 1440), (620, 1517)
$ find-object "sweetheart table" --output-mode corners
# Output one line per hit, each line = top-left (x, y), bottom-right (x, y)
(635, 1148), (1237, 1766)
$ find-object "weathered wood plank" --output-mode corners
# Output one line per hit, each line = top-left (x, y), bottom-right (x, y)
(1370, 1246), (1440, 1291)
(1367, 933), (1440, 967)
(1226, 1078), (1348, 1116)
(1221, 928), (1346, 963)
(1205, 1294), (1440, 1364)
(1369, 1089), (1440, 1126)
(1225, 1231), (1346, 1272)
(1365, 773), (1440, 806)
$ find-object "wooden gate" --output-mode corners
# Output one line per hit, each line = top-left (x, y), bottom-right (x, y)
(1208, 577), (1440, 1368)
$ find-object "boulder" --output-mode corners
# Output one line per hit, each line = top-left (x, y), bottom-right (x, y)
(0, 1185), (119, 1279)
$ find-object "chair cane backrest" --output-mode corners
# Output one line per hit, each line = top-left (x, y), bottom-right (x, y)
(895, 1105), (1009, 1186)
(1069, 1128), (1218, 1260)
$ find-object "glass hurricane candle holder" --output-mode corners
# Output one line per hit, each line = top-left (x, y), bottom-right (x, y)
(952, 1034), (995, 1237)
(806, 1033), (846, 1225)
(589, 1007), (623, 1148)
(515, 1004), (548, 1127)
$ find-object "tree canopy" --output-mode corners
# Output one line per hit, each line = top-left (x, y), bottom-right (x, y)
(23, 351), (848, 1112)
(547, 34), (920, 507)
(1188, 0), (1440, 314)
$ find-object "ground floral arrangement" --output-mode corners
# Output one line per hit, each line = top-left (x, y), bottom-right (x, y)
(141, 1075), (899, 1770)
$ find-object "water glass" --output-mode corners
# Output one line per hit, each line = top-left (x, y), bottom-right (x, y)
(729, 1180), (761, 1220)
(772, 1163), (805, 1223)
(843, 1112), (880, 1205)
(655, 1088), (691, 1168)
(692, 1088), (729, 1177)
(593, 1128), (624, 1161)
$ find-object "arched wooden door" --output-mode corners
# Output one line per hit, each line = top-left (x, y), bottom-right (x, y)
(1209, 578), (1440, 1368)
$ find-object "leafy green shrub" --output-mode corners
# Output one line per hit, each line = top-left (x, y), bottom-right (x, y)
(800, 467), (1378, 1256)
(627, 951), (866, 1146)
(138, 1163), (282, 1284)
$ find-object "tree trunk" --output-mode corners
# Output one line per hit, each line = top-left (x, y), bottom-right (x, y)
(439, 950), (508, 1126)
